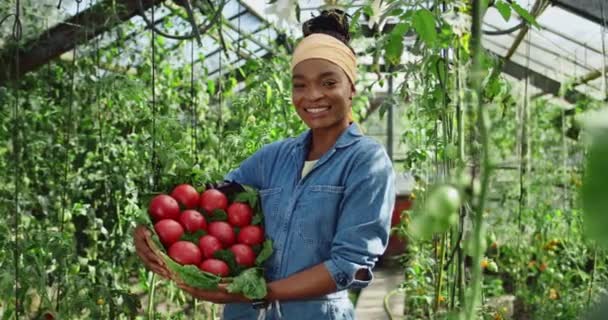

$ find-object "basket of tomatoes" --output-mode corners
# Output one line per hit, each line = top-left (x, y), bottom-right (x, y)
(142, 182), (273, 300)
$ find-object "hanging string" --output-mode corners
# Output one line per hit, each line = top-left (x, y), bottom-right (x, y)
(151, 3), (159, 192)
(601, 0), (607, 100)
(147, 3), (159, 318)
(517, 27), (531, 233)
(237, 1), (241, 54)
(191, 36), (198, 174)
(217, 16), (223, 161)
(56, 0), (82, 312)
(10, 0), (22, 317)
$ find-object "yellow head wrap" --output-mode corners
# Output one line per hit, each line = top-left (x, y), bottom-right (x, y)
(291, 33), (357, 85)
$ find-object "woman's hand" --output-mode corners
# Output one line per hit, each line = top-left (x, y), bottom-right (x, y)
(134, 224), (249, 304)
(133, 224), (172, 279)
(176, 282), (250, 304)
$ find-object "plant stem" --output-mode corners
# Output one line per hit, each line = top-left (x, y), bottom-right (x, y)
(464, 1), (492, 319)
(147, 273), (157, 319)
(434, 233), (447, 313)
(586, 246), (598, 308)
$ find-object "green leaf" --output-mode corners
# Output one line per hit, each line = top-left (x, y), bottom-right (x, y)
(233, 190), (258, 209)
(412, 9), (437, 46)
(255, 239), (274, 266)
(207, 209), (228, 222)
(226, 268), (267, 300)
(161, 254), (221, 290)
(207, 79), (216, 95)
(213, 249), (243, 276)
(180, 229), (207, 242)
(251, 213), (263, 225)
(510, 2), (540, 28)
(264, 83), (273, 105)
(251, 244), (262, 255)
(384, 23), (408, 65)
(494, 0), (511, 21)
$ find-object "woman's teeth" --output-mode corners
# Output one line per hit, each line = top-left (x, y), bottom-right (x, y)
(306, 107), (329, 113)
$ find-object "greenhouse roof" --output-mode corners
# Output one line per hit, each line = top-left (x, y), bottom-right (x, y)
(0, 0), (606, 102)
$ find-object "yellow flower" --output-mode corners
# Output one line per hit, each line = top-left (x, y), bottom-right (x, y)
(96, 298), (105, 306)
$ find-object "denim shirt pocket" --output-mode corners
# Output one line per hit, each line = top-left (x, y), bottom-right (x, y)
(295, 184), (345, 247)
(258, 187), (282, 227)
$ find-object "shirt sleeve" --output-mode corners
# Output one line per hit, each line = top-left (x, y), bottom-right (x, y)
(223, 145), (269, 189)
(323, 146), (396, 291)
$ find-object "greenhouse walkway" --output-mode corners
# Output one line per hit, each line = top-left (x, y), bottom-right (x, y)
(354, 266), (405, 320)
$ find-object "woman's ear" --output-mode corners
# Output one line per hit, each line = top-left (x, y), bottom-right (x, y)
(350, 84), (356, 100)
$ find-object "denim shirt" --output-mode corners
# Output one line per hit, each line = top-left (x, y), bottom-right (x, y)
(222, 123), (396, 320)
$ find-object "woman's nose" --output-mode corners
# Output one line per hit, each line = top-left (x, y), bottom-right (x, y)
(306, 85), (323, 101)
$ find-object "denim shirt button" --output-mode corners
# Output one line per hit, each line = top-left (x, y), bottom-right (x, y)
(337, 272), (348, 287)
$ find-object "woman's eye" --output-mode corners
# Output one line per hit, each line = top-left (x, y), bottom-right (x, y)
(323, 81), (336, 87)
(293, 83), (305, 88)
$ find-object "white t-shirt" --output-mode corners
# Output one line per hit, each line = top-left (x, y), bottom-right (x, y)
(301, 160), (318, 179)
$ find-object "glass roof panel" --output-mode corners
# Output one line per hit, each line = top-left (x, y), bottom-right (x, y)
(230, 12), (266, 34)
(482, 1), (606, 99)
(0, 0), (102, 48)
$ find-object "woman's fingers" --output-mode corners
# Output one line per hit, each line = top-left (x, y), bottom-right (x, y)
(177, 284), (222, 302)
(133, 225), (172, 279)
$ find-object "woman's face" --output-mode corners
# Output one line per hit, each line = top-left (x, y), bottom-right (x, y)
(291, 58), (355, 131)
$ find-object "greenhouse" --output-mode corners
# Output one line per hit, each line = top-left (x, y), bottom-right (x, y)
(1, 0), (607, 319)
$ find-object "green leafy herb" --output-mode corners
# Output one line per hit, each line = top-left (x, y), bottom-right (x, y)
(208, 209), (228, 222)
(181, 229), (207, 242)
(226, 268), (267, 300)
(161, 254), (221, 290)
(213, 249), (244, 276)
(251, 213), (263, 225)
(255, 239), (274, 266)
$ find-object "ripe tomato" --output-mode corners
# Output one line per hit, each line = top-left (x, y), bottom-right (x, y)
(171, 184), (200, 209)
(199, 235), (224, 259)
(148, 194), (180, 221)
(237, 225), (264, 246)
(168, 241), (202, 265)
(199, 189), (228, 214)
(208, 221), (236, 247)
(199, 259), (230, 277)
(179, 210), (207, 233)
(154, 219), (184, 247)
(227, 202), (253, 227)
(230, 244), (255, 267)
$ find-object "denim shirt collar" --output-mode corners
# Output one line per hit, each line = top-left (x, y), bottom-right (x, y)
(293, 122), (364, 152)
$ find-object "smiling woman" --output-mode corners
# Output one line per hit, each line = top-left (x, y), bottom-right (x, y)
(134, 8), (396, 320)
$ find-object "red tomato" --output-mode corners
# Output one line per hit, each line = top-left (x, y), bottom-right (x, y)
(199, 259), (230, 277)
(199, 189), (228, 213)
(42, 312), (55, 320)
(171, 184), (200, 209)
(230, 244), (255, 267)
(237, 225), (264, 246)
(227, 202), (253, 227)
(154, 219), (184, 247)
(179, 210), (207, 233)
(198, 235), (224, 259)
(208, 221), (236, 247)
(148, 194), (180, 221)
(168, 241), (202, 265)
